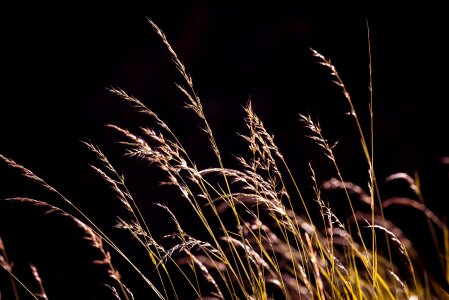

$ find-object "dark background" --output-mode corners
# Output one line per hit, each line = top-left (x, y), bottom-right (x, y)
(1, 4), (448, 299)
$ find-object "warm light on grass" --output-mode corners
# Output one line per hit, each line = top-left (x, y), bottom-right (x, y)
(1, 19), (448, 300)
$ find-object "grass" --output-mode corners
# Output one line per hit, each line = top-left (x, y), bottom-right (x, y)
(1, 18), (448, 299)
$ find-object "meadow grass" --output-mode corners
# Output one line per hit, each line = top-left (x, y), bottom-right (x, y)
(1, 19), (448, 299)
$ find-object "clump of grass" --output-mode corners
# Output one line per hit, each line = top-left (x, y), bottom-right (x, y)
(1, 19), (448, 299)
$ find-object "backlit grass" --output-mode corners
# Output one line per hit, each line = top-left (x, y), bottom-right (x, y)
(1, 19), (448, 300)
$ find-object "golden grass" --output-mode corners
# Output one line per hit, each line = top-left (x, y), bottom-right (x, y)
(1, 19), (448, 299)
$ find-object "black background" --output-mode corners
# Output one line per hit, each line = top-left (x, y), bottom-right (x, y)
(1, 4), (448, 299)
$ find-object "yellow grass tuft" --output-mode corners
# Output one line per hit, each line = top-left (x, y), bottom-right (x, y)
(1, 18), (447, 300)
